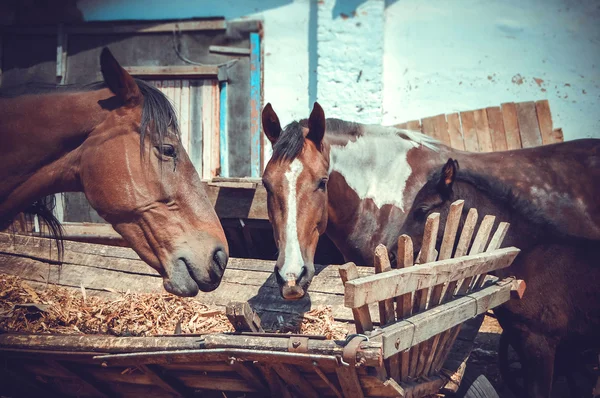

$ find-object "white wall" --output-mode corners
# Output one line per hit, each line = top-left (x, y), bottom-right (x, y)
(79, 0), (600, 144)
(382, 0), (600, 141)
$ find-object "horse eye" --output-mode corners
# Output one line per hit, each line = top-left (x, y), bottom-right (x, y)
(317, 178), (327, 191)
(156, 144), (176, 158)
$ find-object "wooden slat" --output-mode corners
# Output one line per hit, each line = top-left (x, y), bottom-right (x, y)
(64, 20), (226, 34)
(124, 65), (219, 78)
(459, 111), (478, 152)
(406, 120), (421, 131)
(335, 365), (365, 398)
(501, 102), (522, 150)
(395, 235), (414, 382)
(473, 222), (510, 290)
(173, 80), (182, 130)
(255, 364), (289, 398)
(230, 361), (268, 392)
(374, 245), (395, 326)
(456, 215), (496, 295)
(180, 80), (191, 151)
(209, 45), (251, 56)
(446, 113), (465, 150)
(433, 114), (451, 146)
(138, 364), (188, 397)
(339, 263), (373, 334)
(313, 365), (343, 398)
(47, 360), (112, 397)
(189, 80), (203, 175)
(486, 107), (508, 151)
(535, 100), (555, 145)
(345, 247), (519, 308)
(421, 116), (438, 141)
(516, 101), (543, 148)
(473, 109), (493, 152)
(212, 81), (221, 176)
(378, 277), (517, 358)
(201, 81), (215, 179)
(272, 364), (319, 398)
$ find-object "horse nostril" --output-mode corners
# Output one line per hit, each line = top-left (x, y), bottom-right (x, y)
(298, 266), (308, 282)
(213, 248), (228, 271)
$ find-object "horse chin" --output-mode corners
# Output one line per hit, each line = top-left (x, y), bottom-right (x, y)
(163, 275), (200, 297)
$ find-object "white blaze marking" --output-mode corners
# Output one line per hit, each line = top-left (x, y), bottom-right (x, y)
(280, 159), (304, 280)
(330, 133), (421, 211)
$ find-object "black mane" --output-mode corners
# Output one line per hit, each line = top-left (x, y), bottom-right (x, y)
(271, 118), (362, 161)
(431, 168), (561, 235)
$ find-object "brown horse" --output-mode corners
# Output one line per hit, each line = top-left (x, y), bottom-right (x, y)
(400, 159), (600, 397)
(0, 48), (228, 297)
(261, 102), (600, 300)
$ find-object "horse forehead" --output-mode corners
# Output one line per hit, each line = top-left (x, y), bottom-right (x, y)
(329, 135), (418, 210)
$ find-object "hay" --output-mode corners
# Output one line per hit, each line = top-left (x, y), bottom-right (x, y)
(0, 274), (347, 339)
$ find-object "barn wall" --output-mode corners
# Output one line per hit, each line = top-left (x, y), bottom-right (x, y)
(77, 0), (600, 148)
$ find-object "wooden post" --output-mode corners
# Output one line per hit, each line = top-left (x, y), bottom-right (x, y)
(339, 263), (373, 334)
(374, 244), (397, 379)
(226, 301), (264, 332)
(395, 234), (414, 382)
(249, 32), (262, 177)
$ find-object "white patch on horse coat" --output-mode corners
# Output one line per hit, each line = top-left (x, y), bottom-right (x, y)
(329, 131), (431, 210)
(280, 159), (304, 280)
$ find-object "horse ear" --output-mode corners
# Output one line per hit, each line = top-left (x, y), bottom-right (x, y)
(100, 47), (141, 106)
(437, 158), (457, 197)
(262, 103), (282, 145)
(307, 102), (325, 149)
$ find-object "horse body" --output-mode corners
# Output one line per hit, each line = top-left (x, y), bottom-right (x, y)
(400, 160), (600, 397)
(0, 49), (229, 297)
(261, 102), (600, 300)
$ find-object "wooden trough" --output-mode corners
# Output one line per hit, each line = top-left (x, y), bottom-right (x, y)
(0, 201), (525, 397)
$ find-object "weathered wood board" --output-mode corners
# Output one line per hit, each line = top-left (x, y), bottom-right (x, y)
(0, 233), (374, 330)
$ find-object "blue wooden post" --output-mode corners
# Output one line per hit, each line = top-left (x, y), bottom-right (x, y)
(250, 32), (262, 178)
(219, 81), (229, 177)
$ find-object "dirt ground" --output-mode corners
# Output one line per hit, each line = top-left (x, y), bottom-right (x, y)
(467, 313), (597, 398)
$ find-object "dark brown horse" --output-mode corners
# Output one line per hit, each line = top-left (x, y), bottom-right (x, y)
(261, 102), (600, 301)
(0, 48), (228, 297)
(400, 159), (600, 397)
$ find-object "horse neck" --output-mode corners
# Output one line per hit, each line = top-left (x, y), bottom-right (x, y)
(0, 89), (113, 221)
(324, 135), (448, 264)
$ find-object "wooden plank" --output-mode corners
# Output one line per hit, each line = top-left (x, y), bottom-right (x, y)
(229, 361), (268, 392)
(456, 215), (496, 295)
(189, 80), (203, 175)
(421, 116), (438, 141)
(395, 234), (414, 382)
(272, 364), (319, 398)
(501, 103), (522, 150)
(406, 120), (421, 131)
(433, 114), (451, 146)
(180, 80), (190, 152)
(516, 101), (543, 148)
(226, 301), (264, 332)
(249, 32), (262, 178)
(535, 100), (555, 145)
(446, 113), (465, 150)
(454, 208), (478, 258)
(138, 364), (188, 397)
(552, 128), (564, 143)
(313, 365), (343, 398)
(255, 363), (287, 398)
(378, 278), (516, 358)
(202, 81), (214, 179)
(219, 81), (229, 177)
(374, 245), (395, 326)
(212, 80), (221, 176)
(209, 45), (251, 56)
(339, 263), (373, 334)
(345, 247), (519, 308)
(65, 20), (226, 34)
(473, 109), (493, 152)
(47, 360), (112, 397)
(173, 80), (182, 131)
(486, 107), (508, 151)
(414, 213), (440, 310)
(335, 365), (365, 398)
(459, 111), (479, 152)
(124, 65), (219, 78)
(473, 221), (510, 290)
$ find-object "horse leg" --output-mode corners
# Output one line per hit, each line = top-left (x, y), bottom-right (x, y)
(518, 331), (557, 398)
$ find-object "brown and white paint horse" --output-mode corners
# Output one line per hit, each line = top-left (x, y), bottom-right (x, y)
(261, 102), (600, 301)
(0, 48), (228, 297)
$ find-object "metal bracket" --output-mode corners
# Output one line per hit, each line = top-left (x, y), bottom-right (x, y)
(288, 336), (309, 353)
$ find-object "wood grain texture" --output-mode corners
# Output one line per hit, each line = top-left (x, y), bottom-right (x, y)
(515, 101), (542, 148)
(501, 102), (522, 150)
(339, 263), (373, 333)
(486, 107), (508, 151)
(459, 111), (479, 152)
(433, 114), (451, 146)
(535, 100), (555, 145)
(473, 109), (493, 152)
(446, 113), (465, 150)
